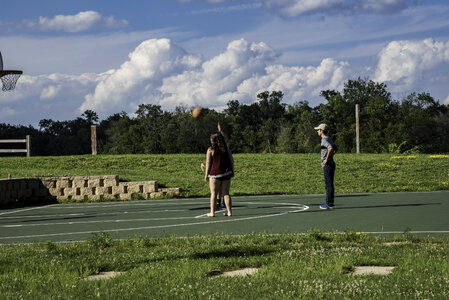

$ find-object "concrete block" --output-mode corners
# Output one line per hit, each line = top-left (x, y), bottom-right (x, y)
(22, 189), (33, 198)
(103, 175), (119, 187)
(73, 177), (89, 188)
(90, 194), (101, 201)
(28, 179), (40, 189)
(48, 188), (59, 197)
(96, 186), (114, 195)
(87, 177), (101, 188)
(0, 175), (177, 205)
(64, 188), (75, 197)
(56, 178), (71, 189)
(149, 192), (165, 199)
(159, 187), (181, 195)
(111, 186), (122, 195)
(40, 178), (56, 189)
(117, 183), (130, 194)
(72, 195), (85, 201)
(20, 180), (27, 190)
(119, 193), (133, 200)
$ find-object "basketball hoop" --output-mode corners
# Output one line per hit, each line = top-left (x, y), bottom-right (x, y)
(0, 70), (23, 91)
(0, 51), (23, 91)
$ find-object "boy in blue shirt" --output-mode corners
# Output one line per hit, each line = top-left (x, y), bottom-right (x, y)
(314, 124), (338, 210)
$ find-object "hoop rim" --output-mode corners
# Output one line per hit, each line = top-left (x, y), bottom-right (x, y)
(0, 70), (23, 75)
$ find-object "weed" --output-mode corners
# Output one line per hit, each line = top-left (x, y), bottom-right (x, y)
(87, 232), (114, 251)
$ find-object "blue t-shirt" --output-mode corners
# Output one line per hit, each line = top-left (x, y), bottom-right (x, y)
(321, 136), (337, 166)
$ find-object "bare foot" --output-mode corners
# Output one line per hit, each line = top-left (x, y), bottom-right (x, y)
(206, 213), (215, 217)
(223, 212), (232, 217)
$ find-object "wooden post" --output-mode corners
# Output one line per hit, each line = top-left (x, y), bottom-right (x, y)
(26, 135), (31, 157)
(355, 104), (360, 154)
(91, 125), (97, 155)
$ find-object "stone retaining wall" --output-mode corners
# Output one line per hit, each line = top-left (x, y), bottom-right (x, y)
(0, 175), (180, 205)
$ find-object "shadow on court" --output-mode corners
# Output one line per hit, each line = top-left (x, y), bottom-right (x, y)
(303, 202), (441, 212)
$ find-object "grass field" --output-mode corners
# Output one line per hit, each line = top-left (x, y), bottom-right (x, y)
(1, 153), (448, 200)
(1, 232), (448, 299)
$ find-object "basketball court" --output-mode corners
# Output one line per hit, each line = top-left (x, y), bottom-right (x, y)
(1, 191), (448, 244)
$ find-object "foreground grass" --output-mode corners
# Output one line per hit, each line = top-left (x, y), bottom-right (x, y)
(1, 153), (448, 198)
(1, 232), (448, 299)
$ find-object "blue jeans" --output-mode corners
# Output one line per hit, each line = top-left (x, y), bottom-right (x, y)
(323, 161), (336, 206)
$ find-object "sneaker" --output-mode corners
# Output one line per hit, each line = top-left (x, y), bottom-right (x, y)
(320, 204), (334, 210)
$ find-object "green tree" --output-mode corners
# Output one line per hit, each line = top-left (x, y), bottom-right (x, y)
(320, 78), (396, 153)
(397, 92), (449, 153)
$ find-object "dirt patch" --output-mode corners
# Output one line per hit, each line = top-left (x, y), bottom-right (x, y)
(85, 271), (125, 281)
(383, 241), (411, 246)
(219, 268), (259, 277)
(352, 266), (395, 275)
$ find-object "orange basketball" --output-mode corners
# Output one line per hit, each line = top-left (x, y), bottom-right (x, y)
(192, 107), (203, 118)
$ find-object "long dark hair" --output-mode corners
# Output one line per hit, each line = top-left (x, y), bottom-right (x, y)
(210, 133), (227, 153)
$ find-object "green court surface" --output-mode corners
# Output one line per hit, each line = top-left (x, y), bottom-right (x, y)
(1, 191), (448, 244)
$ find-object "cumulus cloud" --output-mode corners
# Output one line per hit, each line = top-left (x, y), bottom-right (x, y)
(374, 38), (449, 90)
(80, 38), (202, 113)
(444, 95), (449, 105)
(35, 11), (128, 32)
(40, 85), (61, 99)
(0, 72), (102, 124)
(80, 38), (349, 115)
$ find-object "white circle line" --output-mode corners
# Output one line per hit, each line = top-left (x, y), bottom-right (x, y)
(0, 202), (309, 241)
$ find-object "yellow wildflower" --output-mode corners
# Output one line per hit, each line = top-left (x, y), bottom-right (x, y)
(429, 155), (449, 158)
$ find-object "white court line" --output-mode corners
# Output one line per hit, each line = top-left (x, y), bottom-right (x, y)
(2, 216), (196, 227)
(0, 202), (305, 227)
(0, 205), (54, 216)
(0, 209), (186, 220)
(0, 202), (309, 241)
(48, 201), (207, 209)
(194, 202), (306, 218)
(0, 201), (296, 220)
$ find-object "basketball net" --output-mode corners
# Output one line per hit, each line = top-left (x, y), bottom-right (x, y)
(0, 71), (22, 91)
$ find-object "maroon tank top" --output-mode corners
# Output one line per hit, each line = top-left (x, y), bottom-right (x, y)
(209, 150), (232, 177)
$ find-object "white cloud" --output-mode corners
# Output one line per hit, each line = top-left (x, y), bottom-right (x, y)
(158, 39), (279, 107)
(262, 0), (344, 17)
(40, 85), (61, 99)
(444, 94), (449, 105)
(80, 38), (202, 114)
(35, 11), (128, 32)
(374, 38), (449, 90)
(0, 72), (101, 124)
(80, 38), (349, 115)
(232, 58), (348, 103)
(0, 107), (17, 119)
(355, 0), (411, 14)
(192, 0), (415, 17)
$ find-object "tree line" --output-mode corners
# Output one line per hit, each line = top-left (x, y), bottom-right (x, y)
(1, 78), (448, 156)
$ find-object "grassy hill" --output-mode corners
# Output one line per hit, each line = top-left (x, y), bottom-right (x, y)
(1, 153), (448, 199)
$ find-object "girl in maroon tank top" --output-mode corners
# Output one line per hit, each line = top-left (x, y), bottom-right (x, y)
(204, 127), (234, 217)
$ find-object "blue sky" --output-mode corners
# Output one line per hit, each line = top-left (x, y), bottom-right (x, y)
(1, 0), (449, 126)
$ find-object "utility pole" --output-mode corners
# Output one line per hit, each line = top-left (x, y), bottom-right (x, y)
(355, 104), (360, 154)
